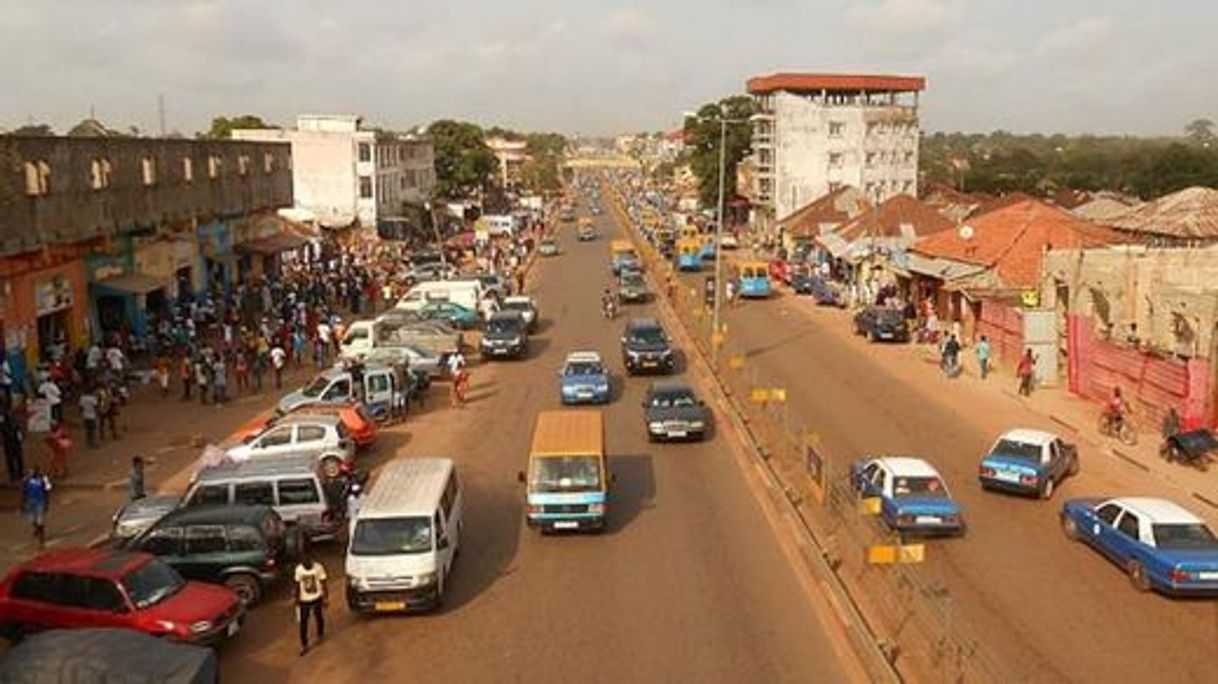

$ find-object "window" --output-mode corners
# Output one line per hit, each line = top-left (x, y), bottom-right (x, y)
(1117, 512), (1141, 540)
(208, 155), (222, 179)
(828, 152), (843, 168)
(185, 525), (228, 555)
(234, 482), (275, 506)
(277, 478), (320, 505)
(141, 526), (184, 556)
(366, 374), (389, 395)
(237, 154), (250, 176)
(182, 157), (194, 183)
(11, 572), (57, 602)
(81, 578), (126, 612)
(140, 155), (156, 186)
(358, 143), (371, 162)
(297, 425), (326, 442)
(90, 158), (112, 190)
(902, 180), (914, 194)
(23, 160), (50, 196)
(257, 427), (293, 449)
(828, 121), (844, 138)
(1095, 504), (1122, 526)
(263, 152), (275, 174)
(187, 484), (229, 507)
(359, 176), (373, 198)
(828, 181), (842, 193)
(324, 379), (351, 400)
(400, 175), (407, 191)
(227, 525), (264, 552)
(903, 151), (914, 164)
(865, 152), (876, 167)
(441, 473), (459, 518)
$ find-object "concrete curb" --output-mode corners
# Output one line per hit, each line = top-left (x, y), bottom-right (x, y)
(606, 187), (901, 684)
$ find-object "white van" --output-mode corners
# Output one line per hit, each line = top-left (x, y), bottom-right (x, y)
(345, 458), (463, 613)
(481, 214), (517, 237)
(396, 280), (481, 313)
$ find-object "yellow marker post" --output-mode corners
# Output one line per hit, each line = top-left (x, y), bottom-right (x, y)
(859, 497), (882, 515)
(770, 388), (787, 403)
(866, 544), (925, 565)
(749, 388), (770, 403)
(728, 355), (745, 370)
(711, 332), (725, 349)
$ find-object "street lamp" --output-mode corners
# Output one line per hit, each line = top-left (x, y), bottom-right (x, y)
(683, 110), (751, 359)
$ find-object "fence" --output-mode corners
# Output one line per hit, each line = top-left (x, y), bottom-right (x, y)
(608, 185), (1012, 683)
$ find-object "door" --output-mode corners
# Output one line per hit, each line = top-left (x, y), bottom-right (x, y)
(138, 526), (186, 574)
(251, 425), (294, 459)
(322, 378), (352, 405)
(275, 477), (324, 529)
(1112, 511), (1143, 563)
(1023, 309), (1058, 387)
(1090, 503), (1125, 560)
(434, 510), (454, 576)
(182, 525), (229, 583)
(363, 370), (393, 418)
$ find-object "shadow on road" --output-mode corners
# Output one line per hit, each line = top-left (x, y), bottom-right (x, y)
(606, 453), (656, 534)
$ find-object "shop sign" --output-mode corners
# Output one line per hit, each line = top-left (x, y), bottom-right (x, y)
(1021, 290), (1041, 308)
(34, 275), (74, 316)
(198, 222), (233, 258)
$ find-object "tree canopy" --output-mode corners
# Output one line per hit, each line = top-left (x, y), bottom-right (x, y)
(203, 115), (274, 139)
(427, 119), (499, 199)
(682, 95), (755, 208)
(8, 123), (54, 136)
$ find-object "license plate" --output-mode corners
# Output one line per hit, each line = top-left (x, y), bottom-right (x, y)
(1199, 572), (1218, 580)
(915, 516), (941, 524)
(577, 391), (593, 398)
(668, 431), (687, 438)
(227, 620), (240, 637)
(995, 470), (1021, 483)
(879, 332), (893, 339)
(375, 601), (406, 612)
(553, 521), (579, 530)
(643, 360), (657, 367)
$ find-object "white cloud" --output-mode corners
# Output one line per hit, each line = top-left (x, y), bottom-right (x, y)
(602, 7), (656, 39)
(845, 0), (965, 35)
(1036, 16), (1116, 56)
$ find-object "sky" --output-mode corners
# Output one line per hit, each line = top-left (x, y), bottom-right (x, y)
(1, 0), (1215, 137)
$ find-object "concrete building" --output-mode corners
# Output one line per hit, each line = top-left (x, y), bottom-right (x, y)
(486, 137), (529, 188)
(1, 134), (293, 381)
(746, 73), (925, 228)
(234, 115), (435, 231)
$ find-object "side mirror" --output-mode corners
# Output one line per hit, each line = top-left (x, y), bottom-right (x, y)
(437, 535), (450, 550)
(516, 471), (525, 484)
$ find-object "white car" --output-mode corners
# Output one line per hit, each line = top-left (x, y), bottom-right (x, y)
(501, 296), (539, 331)
(226, 414), (354, 478)
(719, 234), (740, 250)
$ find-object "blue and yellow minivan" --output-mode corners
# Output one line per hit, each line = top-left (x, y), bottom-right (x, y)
(737, 261), (773, 298)
(675, 238), (703, 271)
(610, 239), (639, 275)
(519, 411), (609, 532)
(699, 233), (716, 261)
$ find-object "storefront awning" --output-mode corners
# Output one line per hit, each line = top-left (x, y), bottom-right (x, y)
(93, 273), (168, 295)
(237, 233), (309, 256)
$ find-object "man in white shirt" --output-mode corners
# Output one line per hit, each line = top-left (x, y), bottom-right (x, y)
(294, 556), (328, 655)
(38, 378), (62, 424)
(270, 344), (287, 389)
(316, 321), (332, 362)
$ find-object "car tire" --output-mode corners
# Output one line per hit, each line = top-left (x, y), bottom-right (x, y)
(1128, 560), (1152, 593)
(225, 573), (262, 606)
(869, 330), (878, 343)
(1040, 478), (1055, 500)
(1061, 514), (1081, 541)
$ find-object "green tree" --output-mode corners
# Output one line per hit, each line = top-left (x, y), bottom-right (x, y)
(1185, 118), (1216, 145)
(8, 123), (54, 136)
(204, 115), (274, 139)
(427, 119), (499, 199)
(683, 95), (755, 208)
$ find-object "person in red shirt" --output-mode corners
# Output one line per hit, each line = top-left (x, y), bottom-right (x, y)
(1017, 349), (1037, 396)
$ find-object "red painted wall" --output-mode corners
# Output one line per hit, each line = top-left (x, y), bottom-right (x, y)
(977, 301), (1024, 367)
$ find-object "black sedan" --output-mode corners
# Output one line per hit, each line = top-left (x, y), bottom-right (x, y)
(642, 380), (709, 442)
(853, 306), (910, 343)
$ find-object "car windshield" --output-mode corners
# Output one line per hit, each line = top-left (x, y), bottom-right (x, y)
(622, 275), (644, 288)
(350, 517), (433, 556)
(992, 439), (1041, 462)
(1152, 523), (1218, 550)
(530, 456), (602, 493)
(503, 301), (532, 312)
(876, 310), (904, 324)
(487, 318), (522, 334)
(121, 558), (186, 609)
(302, 376), (330, 398)
(565, 362), (604, 376)
(628, 327), (665, 346)
(892, 476), (949, 499)
(650, 389), (696, 408)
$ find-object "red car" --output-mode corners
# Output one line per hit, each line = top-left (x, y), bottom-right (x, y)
(0, 548), (243, 645)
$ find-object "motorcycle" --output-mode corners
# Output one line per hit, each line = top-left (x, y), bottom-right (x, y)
(1160, 428), (1217, 472)
(1098, 411), (1138, 446)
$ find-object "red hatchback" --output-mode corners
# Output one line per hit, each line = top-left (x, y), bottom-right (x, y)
(0, 548), (244, 645)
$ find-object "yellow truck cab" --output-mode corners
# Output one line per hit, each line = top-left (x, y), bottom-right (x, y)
(519, 411), (609, 532)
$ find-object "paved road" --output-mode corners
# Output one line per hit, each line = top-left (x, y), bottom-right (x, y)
(218, 202), (857, 682)
(706, 275), (1218, 682)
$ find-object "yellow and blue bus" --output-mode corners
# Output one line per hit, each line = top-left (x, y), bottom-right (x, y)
(610, 239), (639, 275)
(737, 261), (772, 298)
(523, 410), (608, 532)
(675, 238), (703, 271)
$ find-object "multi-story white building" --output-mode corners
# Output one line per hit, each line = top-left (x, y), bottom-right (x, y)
(234, 115), (434, 230)
(746, 73), (925, 226)
(486, 137), (529, 188)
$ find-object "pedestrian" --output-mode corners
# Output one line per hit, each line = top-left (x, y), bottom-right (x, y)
(212, 355), (228, 405)
(271, 342), (287, 389)
(44, 421), (70, 479)
(37, 375), (63, 426)
(21, 466), (52, 549)
(154, 354), (171, 397)
(180, 354), (194, 401)
(294, 554), (328, 656)
(128, 456), (146, 501)
(0, 346), (13, 410)
(234, 350), (250, 393)
(976, 335), (991, 379)
(345, 482), (364, 538)
(96, 384), (117, 441)
(195, 357), (210, 405)
(1017, 348), (1037, 396)
(941, 334), (961, 378)
(1, 408), (26, 484)
(79, 385), (99, 448)
(725, 279), (737, 306)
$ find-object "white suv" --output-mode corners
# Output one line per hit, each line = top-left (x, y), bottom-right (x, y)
(226, 414), (354, 478)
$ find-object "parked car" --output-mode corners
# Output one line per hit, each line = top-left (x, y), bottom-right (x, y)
(978, 428), (1079, 499)
(416, 301), (480, 330)
(462, 273), (506, 301)
(719, 234), (740, 250)
(126, 505), (296, 606)
(0, 629), (218, 684)
(577, 224), (597, 241)
(0, 548), (244, 645)
(480, 310), (530, 359)
(539, 238), (560, 257)
(500, 296), (539, 331)
(618, 271), (650, 304)
(791, 270), (817, 295)
(278, 363), (420, 422)
(850, 457), (964, 536)
(559, 351), (611, 405)
(230, 404), (377, 451)
(621, 318), (675, 375)
(853, 307), (910, 343)
(225, 414), (354, 479)
(1060, 496), (1218, 594)
(642, 380), (709, 442)
(111, 494), (184, 542)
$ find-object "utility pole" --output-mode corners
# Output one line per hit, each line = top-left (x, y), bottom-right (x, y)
(157, 94), (167, 138)
(711, 118), (727, 362)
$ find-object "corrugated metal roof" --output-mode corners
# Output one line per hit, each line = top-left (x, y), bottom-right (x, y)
(747, 73), (926, 95)
(1108, 186), (1218, 240)
(362, 458), (454, 518)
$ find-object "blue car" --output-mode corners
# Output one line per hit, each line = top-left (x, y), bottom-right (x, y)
(1061, 496), (1218, 594)
(851, 457), (964, 536)
(979, 429), (1079, 499)
(559, 351), (611, 405)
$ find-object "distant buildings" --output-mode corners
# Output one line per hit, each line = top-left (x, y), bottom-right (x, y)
(746, 72), (925, 230)
(486, 137), (529, 188)
(234, 115), (434, 231)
